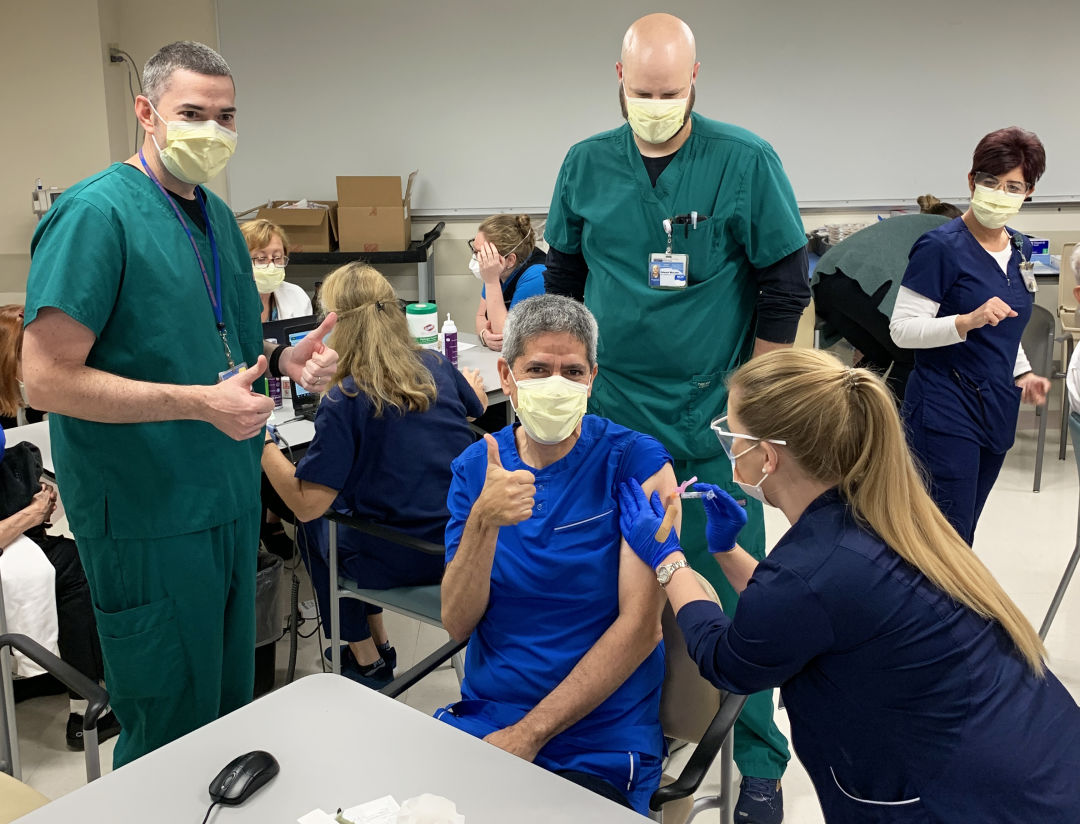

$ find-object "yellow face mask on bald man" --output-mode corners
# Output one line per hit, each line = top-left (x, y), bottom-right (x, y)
(624, 93), (689, 144)
(149, 101), (237, 185)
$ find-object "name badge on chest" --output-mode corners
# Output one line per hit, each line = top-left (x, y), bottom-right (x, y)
(1019, 261), (1037, 294)
(218, 361), (249, 382)
(649, 217), (688, 290)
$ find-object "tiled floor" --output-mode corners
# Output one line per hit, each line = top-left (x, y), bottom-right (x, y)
(9, 398), (1080, 822)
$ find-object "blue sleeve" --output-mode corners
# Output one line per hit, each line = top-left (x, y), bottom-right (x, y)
(447, 359), (486, 418)
(508, 265), (547, 308)
(295, 388), (364, 492)
(0, 425), (5, 463)
(616, 433), (672, 487)
(25, 197), (123, 333)
(675, 562), (834, 694)
(444, 451), (481, 565)
(900, 232), (953, 303)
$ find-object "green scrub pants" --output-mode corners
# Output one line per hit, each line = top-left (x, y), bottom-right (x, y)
(75, 509), (259, 767)
(673, 454), (791, 781)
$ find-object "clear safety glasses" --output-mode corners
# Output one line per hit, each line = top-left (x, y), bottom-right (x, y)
(710, 415), (787, 461)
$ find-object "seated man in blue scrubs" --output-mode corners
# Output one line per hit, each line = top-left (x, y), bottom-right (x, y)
(438, 294), (677, 813)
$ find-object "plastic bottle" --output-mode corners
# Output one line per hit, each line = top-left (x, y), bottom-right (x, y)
(442, 312), (458, 367)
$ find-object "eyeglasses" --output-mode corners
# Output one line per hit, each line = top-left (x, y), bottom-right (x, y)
(710, 415), (786, 461)
(972, 171), (1030, 197)
(467, 232), (530, 257)
(252, 255), (289, 267)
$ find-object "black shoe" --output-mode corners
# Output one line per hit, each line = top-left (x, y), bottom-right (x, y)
(66, 710), (121, 752)
(735, 777), (783, 824)
(325, 643), (397, 670)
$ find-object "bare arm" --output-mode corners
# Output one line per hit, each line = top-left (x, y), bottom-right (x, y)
(485, 463), (676, 762)
(441, 435), (535, 640)
(0, 485), (55, 551)
(23, 308), (273, 440)
(260, 439), (338, 522)
(475, 298), (489, 338)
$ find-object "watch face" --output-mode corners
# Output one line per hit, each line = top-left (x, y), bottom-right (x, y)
(657, 566), (672, 585)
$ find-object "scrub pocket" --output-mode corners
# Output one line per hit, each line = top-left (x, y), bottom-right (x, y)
(93, 595), (186, 699)
(675, 218), (718, 284)
(684, 371), (722, 444)
(829, 767), (931, 823)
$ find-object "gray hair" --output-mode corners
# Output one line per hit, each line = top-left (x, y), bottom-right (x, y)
(143, 41), (233, 104)
(502, 295), (598, 369)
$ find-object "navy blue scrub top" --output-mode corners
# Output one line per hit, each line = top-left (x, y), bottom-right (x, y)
(295, 350), (484, 545)
(900, 218), (1032, 451)
(676, 489), (1080, 822)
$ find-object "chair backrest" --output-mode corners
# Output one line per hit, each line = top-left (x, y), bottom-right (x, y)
(1021, 304), (1056, 379)
(1060, 242), (1078, 331)
(660, 571), (722, 744)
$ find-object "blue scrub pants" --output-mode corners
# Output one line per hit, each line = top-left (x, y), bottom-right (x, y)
(75, 509), (259, 768)
(906, 426), (1006, 545)
(674, 453), (791, 782)
(298, 517), (443, 641)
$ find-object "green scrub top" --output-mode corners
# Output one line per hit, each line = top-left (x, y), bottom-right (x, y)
(25, 163), (263, 540)
(547, 113), (806, 459)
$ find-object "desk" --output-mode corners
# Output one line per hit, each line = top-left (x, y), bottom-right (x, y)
(289, 223), (445, 304)
(18, 673), (645, 824)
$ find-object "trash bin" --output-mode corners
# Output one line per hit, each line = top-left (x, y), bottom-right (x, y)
(253, 551), (283, 697)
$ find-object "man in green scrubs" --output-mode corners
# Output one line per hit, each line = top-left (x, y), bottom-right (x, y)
(22, 42), (336, 767)
(545, 14), (810, 823)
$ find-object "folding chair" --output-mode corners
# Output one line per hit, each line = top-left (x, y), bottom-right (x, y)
(324, 512), (465, 698)
(1039, 412), (1080, 640)
(649, 572), (748, 824)
(1020, 305), (1056, 492)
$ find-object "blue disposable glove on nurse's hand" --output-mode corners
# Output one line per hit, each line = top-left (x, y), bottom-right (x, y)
(617, 479), (683, 570)
(695, 482), (747, 553)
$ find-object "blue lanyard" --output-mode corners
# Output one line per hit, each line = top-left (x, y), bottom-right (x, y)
(138, 150), (235, 369)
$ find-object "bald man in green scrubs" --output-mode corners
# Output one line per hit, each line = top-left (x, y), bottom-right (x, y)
(545, 14), (810, 823)
(22, 41), (336, 767)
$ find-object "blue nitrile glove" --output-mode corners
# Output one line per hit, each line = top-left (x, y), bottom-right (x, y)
(695, 482), (748, 553)
(618, 479), (683, 570)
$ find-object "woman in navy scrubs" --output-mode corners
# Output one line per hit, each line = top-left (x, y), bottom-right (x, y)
(617, 349), (1080, 823)
(889, 127), (1051, 544)
(261, 264), (486, 687)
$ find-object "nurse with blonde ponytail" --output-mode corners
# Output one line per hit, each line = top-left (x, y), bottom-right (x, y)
(618, 348), (1080, 823)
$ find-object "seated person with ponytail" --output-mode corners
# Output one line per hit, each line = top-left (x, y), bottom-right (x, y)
(618, 348), (1080, 823)
(438, 294), (675, 815)
(261, 264), (486, 688)
(471, 214), (547, 352)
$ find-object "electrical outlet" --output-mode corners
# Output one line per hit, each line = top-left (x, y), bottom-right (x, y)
(108, 44), (124, 63)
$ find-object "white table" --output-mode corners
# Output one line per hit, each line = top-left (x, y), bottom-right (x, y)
(18, 674), (646, 823)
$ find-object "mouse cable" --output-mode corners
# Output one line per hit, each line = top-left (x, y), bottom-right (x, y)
(200, 800), (219, 824)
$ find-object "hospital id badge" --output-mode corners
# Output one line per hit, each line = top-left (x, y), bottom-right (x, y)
(648, 252), (688, 290)
(1019, 261), (1037, 293)
(217, 361), (248, 382)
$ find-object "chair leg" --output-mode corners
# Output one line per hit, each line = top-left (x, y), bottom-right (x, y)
(683, 730), (736, 824)
(1060, 337), (1074, 461)
(451, 650), (465, 686)
(1034, 399), (1048, 492)
(328, 520), (342, 676)
(1040, 538), (1080, 640)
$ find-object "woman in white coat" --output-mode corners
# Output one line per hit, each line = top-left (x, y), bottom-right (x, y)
(241, 219), (313, 321)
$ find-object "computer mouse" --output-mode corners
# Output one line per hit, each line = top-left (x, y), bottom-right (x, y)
(208, 750), (279, 806)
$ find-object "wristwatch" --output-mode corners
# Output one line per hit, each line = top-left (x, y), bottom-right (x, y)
(656, 559), (690, 587)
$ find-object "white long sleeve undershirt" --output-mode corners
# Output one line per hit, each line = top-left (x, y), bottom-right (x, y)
(890, 286), (1030, 377)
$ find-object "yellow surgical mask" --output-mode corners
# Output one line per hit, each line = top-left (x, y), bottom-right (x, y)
(253, 263), (286, 294)
(510, 373), (590, 445)
(625, 94), (689, 144)
(970, 185), (1023, 230)
(150, 101), (237, 185)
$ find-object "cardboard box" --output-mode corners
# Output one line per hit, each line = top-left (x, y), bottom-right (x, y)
(337, 172), (417, 253)
(255, 201), (338, 253)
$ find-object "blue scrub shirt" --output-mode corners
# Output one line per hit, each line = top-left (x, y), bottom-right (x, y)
(295, 351), (484, 579)
(900, 218), (1033, 452)
(440, 415), (669, 757)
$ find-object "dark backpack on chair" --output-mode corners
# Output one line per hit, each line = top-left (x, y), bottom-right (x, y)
(0, 441), (45, 532)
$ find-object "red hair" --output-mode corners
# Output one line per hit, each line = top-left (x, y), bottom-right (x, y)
(970, 127), (1046, 187)
(0, 304), (25, 418)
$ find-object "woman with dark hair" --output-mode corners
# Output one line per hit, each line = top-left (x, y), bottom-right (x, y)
(890, 127), (1051, 544)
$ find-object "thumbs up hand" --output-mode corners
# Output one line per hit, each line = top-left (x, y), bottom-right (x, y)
(476, 434), (536, 526)
(204, 355), (276, 441)
(281, 312), (339, 392)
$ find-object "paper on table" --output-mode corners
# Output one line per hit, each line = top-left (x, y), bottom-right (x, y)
(298, 797), (400, 824)
(457, 342), (476, 352)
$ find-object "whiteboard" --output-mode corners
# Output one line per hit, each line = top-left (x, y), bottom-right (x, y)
(218, 0), (1080, 214)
